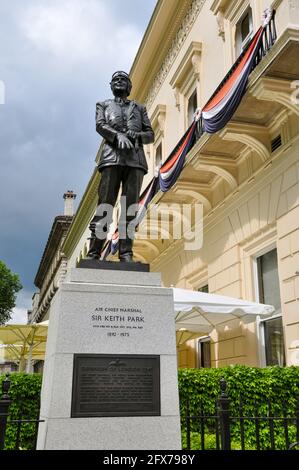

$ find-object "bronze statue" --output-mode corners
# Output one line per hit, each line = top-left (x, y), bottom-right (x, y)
(87, 71), (154, 262)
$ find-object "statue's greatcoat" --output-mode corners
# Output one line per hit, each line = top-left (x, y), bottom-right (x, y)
(96, 98), (154, 174)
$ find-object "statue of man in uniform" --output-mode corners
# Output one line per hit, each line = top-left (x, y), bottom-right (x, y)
(87, 71), (154, 262)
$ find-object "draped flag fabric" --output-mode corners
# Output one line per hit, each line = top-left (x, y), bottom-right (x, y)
(99, 9), (276, 259)
(110, 230), (119, 255)
(100, 230), (119, 260)
(201, 27), (264, 133)
(136, 176), (159, 225)
(159, 122), (196, 192)
(100, 239), (112, 260)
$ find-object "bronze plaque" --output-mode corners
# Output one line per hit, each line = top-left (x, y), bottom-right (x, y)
(71, 354), (160, 417)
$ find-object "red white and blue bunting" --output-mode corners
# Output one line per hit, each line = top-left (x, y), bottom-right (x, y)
(201, 27), (264, 133)
(100, 238), (112, 260)
(99, 9), (277, 259)
(136, 176), (160, 225)
(159, 122), (197, 192)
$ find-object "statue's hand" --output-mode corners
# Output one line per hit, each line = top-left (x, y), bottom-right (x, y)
(117, 133), (134, 149)
(127, 130), (137, 140)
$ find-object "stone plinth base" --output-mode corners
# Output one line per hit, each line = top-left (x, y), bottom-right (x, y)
(77, 259), (149, 272)
(37, 268), (181, 450)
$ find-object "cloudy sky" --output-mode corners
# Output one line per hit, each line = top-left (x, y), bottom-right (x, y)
(0, 0), (157, 323)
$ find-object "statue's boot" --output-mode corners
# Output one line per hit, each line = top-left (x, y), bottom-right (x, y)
(119, 237), (134, 262)
(87, 235), (105, 259)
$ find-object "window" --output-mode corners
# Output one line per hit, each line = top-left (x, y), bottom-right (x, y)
(0, 362), (18, 373)
(198, 337), (211, 368)
(264, 317), (285, 366)
(257, 249), (281, 312)
(236, 8), (253, 55)
(187, 89), (198, 127)
(33, 360), (44, 373)
(155, 142), (162, 168)
(211, 0), (261, 66)
(169, 41), (201, 131)
(257, 249), (286, 366)
(197, 286), (211, 367)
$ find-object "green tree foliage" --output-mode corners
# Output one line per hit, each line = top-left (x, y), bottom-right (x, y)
(0, 260), (22, 324)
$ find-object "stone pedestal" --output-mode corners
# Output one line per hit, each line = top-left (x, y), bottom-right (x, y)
(37, 268), (181, 450)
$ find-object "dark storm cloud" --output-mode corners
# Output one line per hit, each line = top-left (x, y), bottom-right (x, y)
(0, 0), (157, 321)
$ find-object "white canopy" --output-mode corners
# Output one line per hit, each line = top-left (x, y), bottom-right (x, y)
(173, 288), (274, 335)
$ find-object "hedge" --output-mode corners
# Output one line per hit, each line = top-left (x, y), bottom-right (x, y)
(1, 366), (299, 450)
(178, 365), (299, 449)
(0, 373), (42, 450)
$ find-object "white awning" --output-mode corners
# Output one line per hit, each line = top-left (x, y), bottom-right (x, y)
(173, 288), (274, 335)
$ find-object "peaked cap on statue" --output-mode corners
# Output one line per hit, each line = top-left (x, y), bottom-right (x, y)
(110, 71), (132, 95)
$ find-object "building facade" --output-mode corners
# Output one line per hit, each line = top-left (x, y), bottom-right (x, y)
(29, 191), (76, 324)
(32, 0), (299, 370)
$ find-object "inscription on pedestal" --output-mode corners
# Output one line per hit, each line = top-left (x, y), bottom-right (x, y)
(71, 354), (160, 417)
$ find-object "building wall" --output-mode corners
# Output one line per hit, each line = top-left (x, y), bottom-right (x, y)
(277, 201), (299, 366)
(141, 0), (299, 368)
(153, 138), (299, 367)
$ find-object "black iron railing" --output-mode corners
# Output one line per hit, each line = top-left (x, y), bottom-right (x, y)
(2, 371), (299, 451)
(181, 378), (299, 451)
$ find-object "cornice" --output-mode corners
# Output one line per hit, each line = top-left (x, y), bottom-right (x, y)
(34, 216), (73, 288)
(131, 0), (205, 106)
(131, 0), (192, 100)
(271, 0), (283, 10)
(210, 0), (230, 15)
(35, 282), (58, 323)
